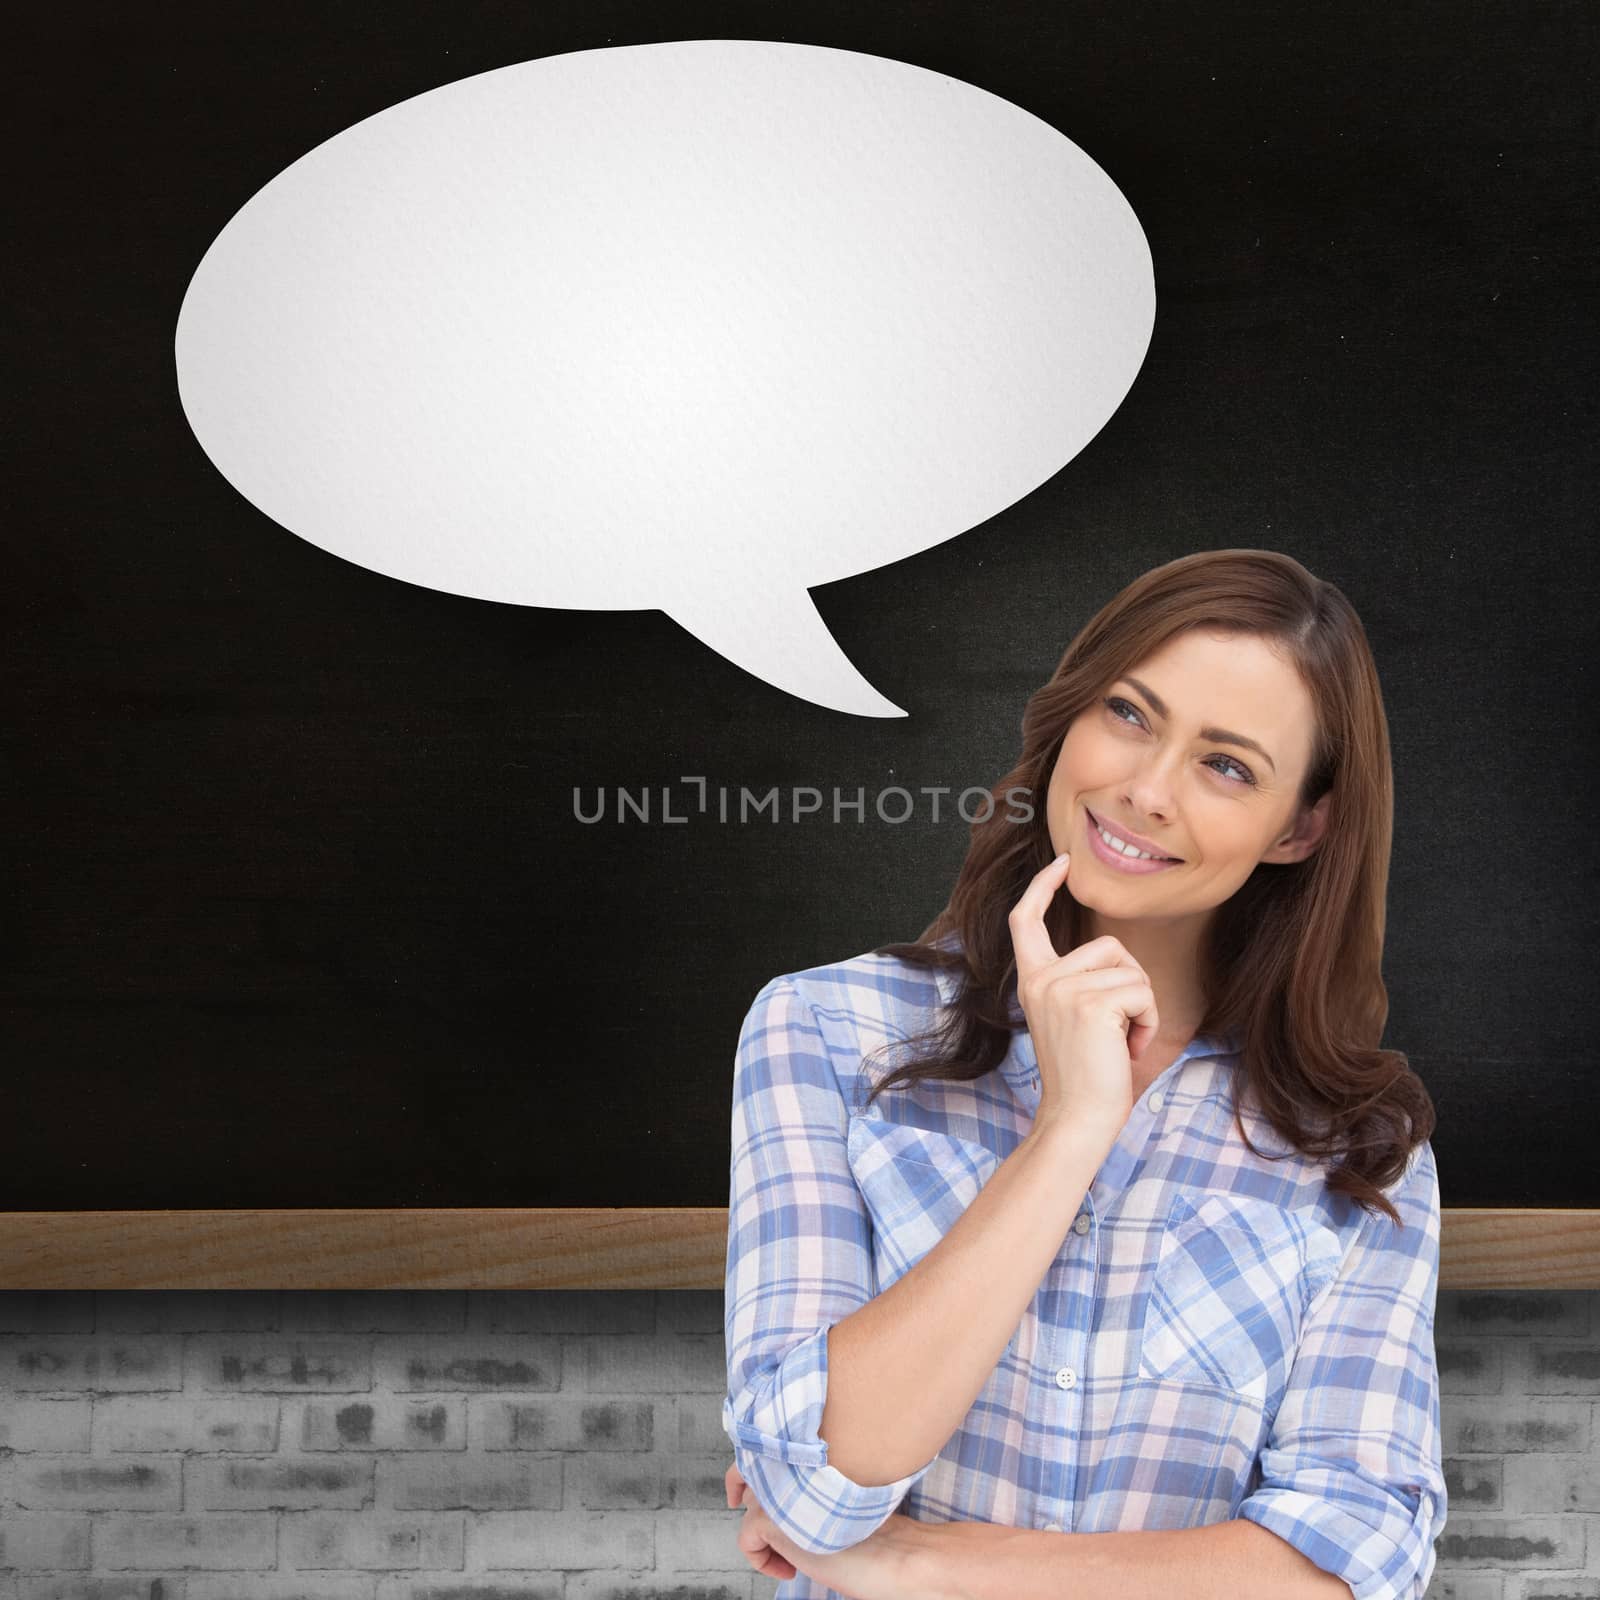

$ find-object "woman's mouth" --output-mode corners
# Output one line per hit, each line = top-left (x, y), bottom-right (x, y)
(1084, 808), (1183, 875)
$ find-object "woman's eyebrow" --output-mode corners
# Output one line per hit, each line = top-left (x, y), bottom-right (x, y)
(1119, 676), (1278, 775)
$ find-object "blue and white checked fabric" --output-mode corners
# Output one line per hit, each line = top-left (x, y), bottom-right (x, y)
(722, 937), (1447, 1600)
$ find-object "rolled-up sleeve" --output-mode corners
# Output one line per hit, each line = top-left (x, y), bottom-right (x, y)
(721, 975), (940, 1554)
(1237, 1140), (1449, 1600)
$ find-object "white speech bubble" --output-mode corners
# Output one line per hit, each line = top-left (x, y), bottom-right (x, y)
(175, 39), (1153, 717)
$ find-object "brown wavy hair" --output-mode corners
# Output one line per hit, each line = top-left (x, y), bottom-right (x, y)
(868, 548), (1435, 1227)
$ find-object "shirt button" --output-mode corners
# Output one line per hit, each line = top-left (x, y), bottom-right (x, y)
(1044, 1521), (1065, 1533)
(1073, 1213), (1091, 1234)
(1147, 1090), (1164, 1112)
(1054, 1367), (1077, 1389)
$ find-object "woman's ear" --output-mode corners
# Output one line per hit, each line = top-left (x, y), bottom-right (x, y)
(1265, 791), (1331, 865)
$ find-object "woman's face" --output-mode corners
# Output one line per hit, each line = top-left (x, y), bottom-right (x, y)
(1046, 628), (1328, 916)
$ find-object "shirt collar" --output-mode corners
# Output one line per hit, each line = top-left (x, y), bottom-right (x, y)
(929, 939), (963, 1009)
(925, 932), (1241, 1089)
(1010, 1021), (1240, 1078)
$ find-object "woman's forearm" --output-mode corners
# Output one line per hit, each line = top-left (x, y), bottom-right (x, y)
(912, 1515), (1355, 1600)
(819, 1112), (1115, 1486)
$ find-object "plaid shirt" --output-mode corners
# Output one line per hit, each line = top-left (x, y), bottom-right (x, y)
(721, 939), (1447, 1600)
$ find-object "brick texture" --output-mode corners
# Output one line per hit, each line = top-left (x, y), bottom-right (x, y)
(0, 1289), (1594, 1597)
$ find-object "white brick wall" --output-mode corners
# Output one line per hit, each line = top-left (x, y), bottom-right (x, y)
(0, 1289), (1595, 1598)
(1432, 1290), (1600, 1597)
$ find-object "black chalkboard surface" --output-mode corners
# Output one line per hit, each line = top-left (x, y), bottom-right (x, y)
(5, 0), (1595, 1216)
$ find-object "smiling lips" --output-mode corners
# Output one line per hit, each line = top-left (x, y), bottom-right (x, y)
(1085, 808), (1182, 873)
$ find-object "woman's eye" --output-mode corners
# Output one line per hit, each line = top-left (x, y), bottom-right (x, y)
(1208, 754), (1256, 785)
(1101, 696), (1257, 786)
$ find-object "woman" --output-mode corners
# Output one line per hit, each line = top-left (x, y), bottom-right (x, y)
(720, 549), (1447, 1600)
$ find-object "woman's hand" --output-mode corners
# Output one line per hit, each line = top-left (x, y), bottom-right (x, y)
(1009, 851), (1159, 1138)
(725, 1462), (795, 1581)
(725, 1462), (948, 1600)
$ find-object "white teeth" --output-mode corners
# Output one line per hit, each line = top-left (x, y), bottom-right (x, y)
(1096, 822), (1171, 861)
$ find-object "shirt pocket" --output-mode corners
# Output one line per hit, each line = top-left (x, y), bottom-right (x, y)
(1138, 1191), (1346, 1410)
(846, 1117), (1002, 1291)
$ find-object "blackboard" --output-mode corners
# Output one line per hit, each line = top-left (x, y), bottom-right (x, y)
(6, 0), (1595, 1237)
